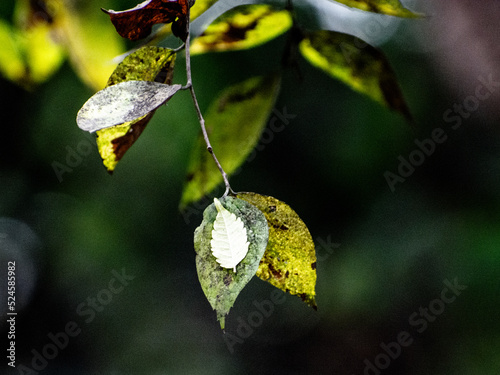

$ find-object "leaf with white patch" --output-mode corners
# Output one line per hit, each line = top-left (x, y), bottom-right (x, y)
(76, 81), (182, 133)
(194, 196), (268, 328)
(211, 198), (250, 272)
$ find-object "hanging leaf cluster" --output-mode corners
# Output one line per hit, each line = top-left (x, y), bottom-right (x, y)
(194, 193), (317, 328)
(71, 0), (420, 327)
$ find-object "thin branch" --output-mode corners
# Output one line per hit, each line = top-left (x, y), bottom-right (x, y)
(184, 9), (233, 197)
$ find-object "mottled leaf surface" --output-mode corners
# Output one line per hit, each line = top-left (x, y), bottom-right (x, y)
(77, 80), (181, 132)
(180, 73), (281, 209)
(300, 30), (411, 121)
(191, 4), (292, 55)
(238, 192), (317, 308)
(194, 196), (269, 329)
(330, 0), (421, 17)
(93, 46), (176, 172)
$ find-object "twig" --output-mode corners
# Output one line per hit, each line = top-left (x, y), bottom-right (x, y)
(184, 9), (233, 197)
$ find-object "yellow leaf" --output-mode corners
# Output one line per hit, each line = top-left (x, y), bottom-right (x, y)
(95, 46), (177, 172)
(0, 20), (26, 84)
(55, 0), (125, 90)
(22, 22), (65, 85)
(330, 0), (422, 17)
(0, 0), (65, 87)
(191, 0), (219, 20)
(300, 30), (412, 121)
(238, 192), (317, 308)
(191, 4), (292, 55)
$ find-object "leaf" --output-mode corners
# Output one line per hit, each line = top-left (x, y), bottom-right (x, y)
(94, 46), (177, 172)
(102, 0), (192, 41)
(190, 4), (292, 55)
(0, 1), (65, 88)
(238, 192), (317, 309)
(211, 198), (250, 272)
(0, 20), (27, 85)
(96, 113), (153, 173)
(329, 0), (422, 17)
(20, 21), (65, 86)
(194, 196), (269, 328)
(138, 0), (219, 47)
(62, 6), (126, 90)
(190, 0), (219, 20)
(180, 73), (281, 209)
(300, 30), (411, 121)
(77, 81), (181, 133)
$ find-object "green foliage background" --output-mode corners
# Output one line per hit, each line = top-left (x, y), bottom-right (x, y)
(1, 1), (500, 374)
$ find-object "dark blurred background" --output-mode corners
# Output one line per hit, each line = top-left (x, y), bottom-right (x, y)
(1, 0), (500, 374)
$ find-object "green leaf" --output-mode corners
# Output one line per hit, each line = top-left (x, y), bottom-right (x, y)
(238, 192), (317, 309)
(180, 73), (281, 209)
(191, 4), (292, 55)
(194, 196), (269, 329)
(300, 30), (411, 121)
(92, 46), (177, 172)
(329, 0), (422, 17)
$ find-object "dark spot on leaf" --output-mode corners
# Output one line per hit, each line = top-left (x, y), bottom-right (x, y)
(272, 223), (288, 230)
(268, 263), (283, 280)
(311, 262), (316, 270)
(223, 274), (232, 286)
(285, 271), (289, 277)
(217, 86), (260, 112)
(200, 8), (275, 50)
(223, 20), (258, 42)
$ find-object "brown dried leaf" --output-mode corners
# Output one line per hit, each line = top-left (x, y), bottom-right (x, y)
(102, 0), (191, 41)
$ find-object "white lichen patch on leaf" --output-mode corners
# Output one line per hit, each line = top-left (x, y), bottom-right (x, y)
(210, 198), (249, 272)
